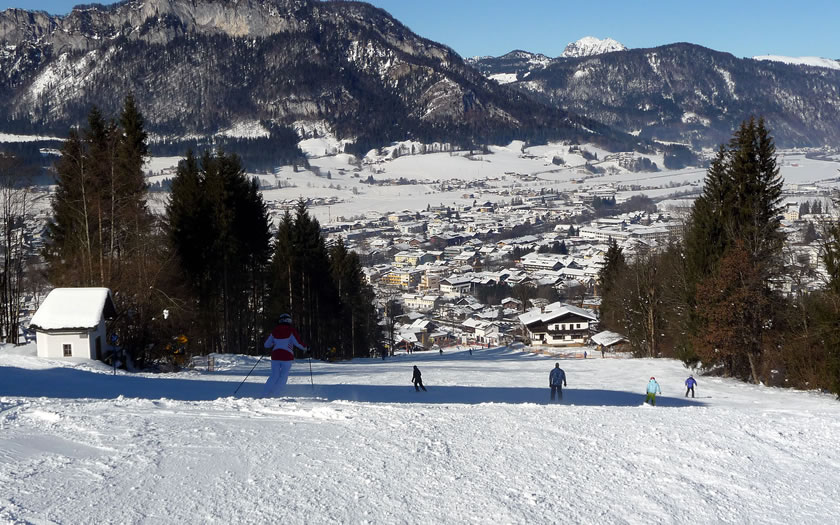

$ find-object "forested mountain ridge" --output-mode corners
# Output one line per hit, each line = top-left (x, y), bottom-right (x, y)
(470, 43), (840, 148)
(0, 0), (635, 153)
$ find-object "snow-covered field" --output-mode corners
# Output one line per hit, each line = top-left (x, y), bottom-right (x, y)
(138, 141), (840, 225)
(2, 344), (839, 524)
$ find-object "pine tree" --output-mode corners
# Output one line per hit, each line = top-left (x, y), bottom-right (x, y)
(45, 128), (94, 285)
(267, 201), (376, 360)
(695, 242), (769, 381)
(111, 94), (150, 275)
(598, 238), (626, 330)
(165, 150), (271, 354)
(329, 239), (377, 360)
(45, 101), (154, 288)
(798, 200), (810, 217)
(803, 222), (818, 244)
(823, 221), (840, 296)
(684, 145), (731, 283)
(684, 117), (785, 381)
(44, 101), (181, 365)
(557, 240), (568, 254)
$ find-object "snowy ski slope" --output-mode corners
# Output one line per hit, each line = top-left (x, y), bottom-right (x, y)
(2, 344), (839, 524)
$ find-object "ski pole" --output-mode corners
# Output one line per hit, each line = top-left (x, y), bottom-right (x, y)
(308, 351), (314, 389)
(234, 354), (265, 396)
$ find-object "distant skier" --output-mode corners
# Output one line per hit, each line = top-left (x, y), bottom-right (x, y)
(645, 377), (662, 406)
(412, 365), (427, 392)
(262, 314), (308, 397)
(549, 363), (567, 401)
(469, 348), (473, 356)
(685, 375), (697, 398)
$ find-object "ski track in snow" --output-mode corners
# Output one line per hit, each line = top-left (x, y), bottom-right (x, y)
(2, 345), (840, 524)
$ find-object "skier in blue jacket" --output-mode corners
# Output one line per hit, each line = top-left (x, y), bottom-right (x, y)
(645, 377), (661, 405)
(685, 375), (697, 398)
(549, 363), (567, 401)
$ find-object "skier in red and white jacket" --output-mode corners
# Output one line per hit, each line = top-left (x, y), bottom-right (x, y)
(262, 314), (308, 397)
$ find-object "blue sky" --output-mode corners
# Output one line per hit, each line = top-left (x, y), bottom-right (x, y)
(3, 0), (838, 59)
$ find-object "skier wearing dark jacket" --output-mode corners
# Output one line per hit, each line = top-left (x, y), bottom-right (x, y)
(549, 363), (567, 401)
(262, 314), (307, 397)
(412, 365), (426, 391)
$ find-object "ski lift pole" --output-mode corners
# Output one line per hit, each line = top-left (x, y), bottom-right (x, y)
(234, 354), (265, 396)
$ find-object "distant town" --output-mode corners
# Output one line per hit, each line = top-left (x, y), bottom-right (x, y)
(295, 182), (839, 355)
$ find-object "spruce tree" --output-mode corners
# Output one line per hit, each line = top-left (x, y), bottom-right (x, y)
(268, 204), (378, 360)
(166, 150), (271, 354)
(822, 222), (840, 296)
(684, 144), (731, 283)
(329, 239), (376, 360)
(44, 101), (180, 365)
(799, 201), (810, 217)
(598, 238), (626, 330)
(45, 128), (94, 285)
(46, 103), (149, 288)
(685, 117), (785, 381)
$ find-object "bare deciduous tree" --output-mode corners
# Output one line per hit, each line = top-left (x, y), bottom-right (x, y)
(0, 154), (33, 344)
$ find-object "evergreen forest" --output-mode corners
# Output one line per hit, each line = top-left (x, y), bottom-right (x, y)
(39, 101), (378, 368)
(599, 118), (840, 395)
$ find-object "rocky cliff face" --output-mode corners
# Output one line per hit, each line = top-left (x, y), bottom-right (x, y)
(0, 0), (623, 151)
(471, 43), (840, 147)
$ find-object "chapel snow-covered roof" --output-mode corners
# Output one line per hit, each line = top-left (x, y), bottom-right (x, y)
(30, 288), (116, 331)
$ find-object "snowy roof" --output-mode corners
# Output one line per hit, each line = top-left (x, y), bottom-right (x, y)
(409, 319), (433, 330)
(518, 303), (597, 326)
(30, 288), (116, 331)
(591, 331), (627, 347)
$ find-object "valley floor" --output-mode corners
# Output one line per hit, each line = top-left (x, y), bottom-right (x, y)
(1, 345), (839, 524)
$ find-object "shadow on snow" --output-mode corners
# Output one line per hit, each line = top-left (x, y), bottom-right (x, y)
(0, 365), (704, 407)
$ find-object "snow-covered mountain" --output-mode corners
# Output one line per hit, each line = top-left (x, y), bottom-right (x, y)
(465, 38), (625, 81)
(561, 36), (627, 58)
(753, 55), (840, 71)
(470, 42), (840, 147)
(0, 0), (631, 151)
(465, 50), (551, 84)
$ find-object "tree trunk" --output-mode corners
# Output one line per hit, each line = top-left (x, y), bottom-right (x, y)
(79, 155), (94, 286)
(747, 353), (761, 385)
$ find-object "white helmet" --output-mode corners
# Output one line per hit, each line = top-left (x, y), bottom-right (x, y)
(279, 313), (292, 324)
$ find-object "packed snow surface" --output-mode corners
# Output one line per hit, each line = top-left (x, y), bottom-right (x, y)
(2, 344), (839, 523)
